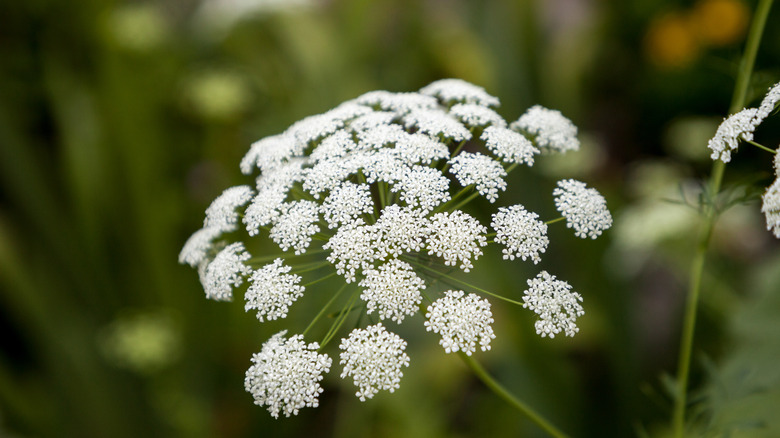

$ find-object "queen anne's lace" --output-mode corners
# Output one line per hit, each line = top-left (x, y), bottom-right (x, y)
(204, 185), (254, 232)
(419, 78), (500, 107)
(761, 178), (780, 238)
(179, 226), (223, 267)
(359, 259), (425, 323)
(270, 200), (321, 254)
(707, 108), (758, 163)
(449, 152), (507, 203)
(424, 290), (495, 355)
(553, 179), (613, 239)
(481, 126), (539, 166)
(200, 242), (252, 301)
(245, 332), (332, 418)
(491, 205), (549, 263)
(245, 259), (304, 322)
(339, 324), (410, 401)
(523, 271), (584, 338)
(450, 103), (506, 128)
(402, 109), (472, 142)
(426, 211), (487, 272)
(511, 105), (579, 154)
(321, 182), (374, 229)
(243, 187), (287, 236)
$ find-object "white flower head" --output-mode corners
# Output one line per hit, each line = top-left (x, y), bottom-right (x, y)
(402, 109), (472, 142)
(419, 78), (500, 108)
(309, 130), (357, 163)
(245, 331), (332, 418)
(200, 242), (252, 301)
(240, 134), (298, 175)
(511, 105), (580, 154)
(359, 259), (425, 323)
(270, 200), (321, 254)
(449, 103), (507, 129)
(204, 185), (255, 231)
(179, 226), (224, 267)
(553, 179), (613, 239)
(255, 158), (306, 192)
(243, 187), (287, 236)
(491, 205), (549, 263)
(426, 211), (487, 272)
(324, 220), (384, 283)
(761, 178), (780, 238)
(347, 111), (398, 132)
(355, 123), (408, 150)
(392, 166), (451, 213)
(481, 125), (539, 166)
(424, 290), (495, 356)
(339, 324), (410, 401)
(755, 81), (780, 123)
(322, 182), (374, 229)
(449, 152), (507, 203)
(393, 133), (450, 165)
(523, 271), (584, 338)
(707, 108), (759, 163)
(374, 204), (430, 257)
(302, 156), (361, 198)
(245, 259), (304, 322)
(355, 90), (439, 114)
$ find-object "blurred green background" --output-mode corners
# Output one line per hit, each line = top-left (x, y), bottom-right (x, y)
(2, 0), (780, 436)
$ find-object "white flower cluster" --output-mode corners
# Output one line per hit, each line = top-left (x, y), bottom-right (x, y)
(553, 179), (613, 239)
(244, 331), (332, 418)
(708, 81), (780, 163)
(522, 271), (584, 338)
(762, 174), (780, 238)
(180, 78), (612, 417)
(339, 323), (410, 401)
(424, 290), (496, 356)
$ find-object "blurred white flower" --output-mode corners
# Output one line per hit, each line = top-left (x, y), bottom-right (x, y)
(761, 178), (780, 238)
(200, 242), (252, 301)
(204, 185), (254, 232)
(419, 78), (500, 107)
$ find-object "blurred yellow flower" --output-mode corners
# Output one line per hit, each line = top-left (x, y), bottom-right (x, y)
(644, 12), (700, 69)
(691, 0), (749, 46)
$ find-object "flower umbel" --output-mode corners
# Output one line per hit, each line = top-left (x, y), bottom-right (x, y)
(339, 324), (410, 401)
(424, 290), (496, 356)
(523, 271), (584, 338)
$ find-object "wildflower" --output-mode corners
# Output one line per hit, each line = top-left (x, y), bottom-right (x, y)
(419, 78), (500, 107)
(359, 259), (425, 323)
(523, 271), (584, 338)
(426, 211), (487, 272)
(339, 324), (410, 401)
(203, 185), (254, 232)
(449, 103), (507, 128)
(374, 205), (429, 257)
(481, 125), (539, 166)
(244, 331), (332, 418)
(324, 220), (383, 283)
(761, 178), (780, 238)
(321, 182), (374, 229)
(243, 186), (287, 236)
(391, 165), (451, 213)
(355, 90), (439, 114)
(553, 179), (613, 239)
(402, 109), (472, 142)
(393, 133), (450, 166)
(200, 242), (252, 301)
(449, 152), (507, 203)
(491, 205), (549, 263)
(707, 108), (758, 162)
(240, 134), (298, 175)
(179, 226), (224, 267)
(754, 81), (780, 124)
(269, 200), (321, 254)
(424, 290), (495, 355)
(511, 105), (580, 154)
(245, 259), (305, 322)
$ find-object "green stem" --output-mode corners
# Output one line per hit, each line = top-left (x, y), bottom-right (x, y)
(672, 1), (773, 436)
(320, 288), (360, 348)
(545, 217), (565, 225)
(458, 353), (570, 438)
(407, 259), (524, 306)
(746, 139), (777, 154)
(442, 139), (468, 173)
(302, 271), (337, 287)
(303, 282), (347, 336)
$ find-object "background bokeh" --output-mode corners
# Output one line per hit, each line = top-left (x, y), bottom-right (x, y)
(2, 0), (780, 436)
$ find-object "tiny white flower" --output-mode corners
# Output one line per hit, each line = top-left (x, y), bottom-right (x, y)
(356, 123), (408, 150)
(761, 178), (780, 238)
(360, 149), (406, 184)
(179, 226), (224, 267)
(402, 109), (472, 142)
(481, 125), (539, 166)
(309, 130), (356, 163)
(203, 185), (254, 232)
(245, 259), (305, 322)
(355, 90), (439, 114)
(374, 204), (430, 257)
(359, 259), (425, 323)
(245, 331), (332, 418)
(754, 81), (780, 123)
(255, 158), (306, 192)
(392, 165), (451, 213)
(270, 200), (321, 254)
(523, 271), (584, 338)
(285, 104), (367, 150)
(240, 134), (298, 175)
(324, 220), (384, 283)
(449, 103), (507, 128)
(511, 105), (580, 154)
(321, 182), (374, 229)
(243, 186), (287, 236)
(707, 108), (759, 163)
(200, 242), (252, 301)
(419, 78), (500, 107)
(424, 290), (495, 356)
(339, 324), (410, 401)
(426, 211), (487, 272)
(347, 111), (398, 132)
(302, 155), (361, 198)
(449, 152), (507, 203)
(553, 179), (613, 239)
(393, 133), (450, 165)
(491, 205), (549, 263)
